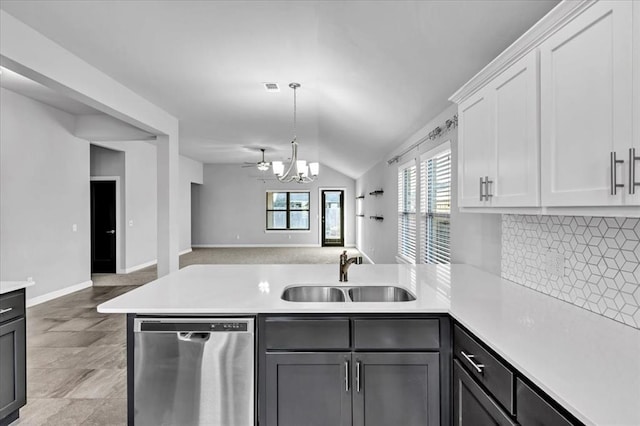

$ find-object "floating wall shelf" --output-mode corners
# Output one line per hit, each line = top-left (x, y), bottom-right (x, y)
(369, 215), (384, 221)
(356, 214), (365, 218)
(369, 190), (384, 196)
(356, 195), (365, 199)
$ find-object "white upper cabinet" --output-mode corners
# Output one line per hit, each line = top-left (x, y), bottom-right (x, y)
(451, 0), (639, 215)
(458, 90), (492, 207)
(457, 50), (539, 208)
(540, 0), (633, 207)
(490, 51), (540, 207)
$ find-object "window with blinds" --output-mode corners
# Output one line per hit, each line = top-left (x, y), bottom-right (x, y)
(397, 162), (417, 263)
(420, 146), (451, 264)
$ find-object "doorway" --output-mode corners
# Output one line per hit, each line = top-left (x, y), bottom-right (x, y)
(321, 190), (344, 247)
(91, 180), (117, 273)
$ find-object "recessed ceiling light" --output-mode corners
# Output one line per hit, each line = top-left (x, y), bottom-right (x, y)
(263, 82), (279, 92)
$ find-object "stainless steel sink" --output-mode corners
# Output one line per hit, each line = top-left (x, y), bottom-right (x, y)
(281, 285), (416, 302)
(348, 286), (416, 302)
(281, 286), (346, 302)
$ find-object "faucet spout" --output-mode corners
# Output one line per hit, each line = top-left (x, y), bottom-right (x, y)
(339, 250), (363, 282)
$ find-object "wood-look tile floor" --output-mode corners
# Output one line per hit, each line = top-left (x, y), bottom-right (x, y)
(14, 286), (135, 426)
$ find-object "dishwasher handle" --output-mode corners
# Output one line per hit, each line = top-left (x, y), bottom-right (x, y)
(177, 332), (211, 343)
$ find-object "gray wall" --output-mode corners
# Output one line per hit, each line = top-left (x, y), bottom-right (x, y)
(192, 164), (355, 246)
(180, 156), (203, 251)
(0, 88), (91, 299)
(356, 104), (502, 273)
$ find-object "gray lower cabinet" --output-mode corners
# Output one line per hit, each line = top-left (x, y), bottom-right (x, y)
(453, 360), (516, 426)
(265, 352), (352, 426)
(353, 352), (439, 426)
(0, 289), (27, 426)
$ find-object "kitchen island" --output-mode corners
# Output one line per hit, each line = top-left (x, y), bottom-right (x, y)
(98, 264), (640, 426)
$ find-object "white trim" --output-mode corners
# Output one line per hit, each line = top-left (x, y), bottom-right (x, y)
(458, 206), (640, 218)
(449, 0), (595, 103)
(90, 176), (123, 273)
(192, 244), (322, 248)
(420, 140), (452, 162)
(26, 280), (93, 307)
(123, 259), (156, 274)
(179, 248), (193, 256)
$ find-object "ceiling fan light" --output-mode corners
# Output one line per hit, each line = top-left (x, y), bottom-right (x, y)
(272, 161), (284, 176)
(309, 162), (319, 177)
(257, 163), (269, 171)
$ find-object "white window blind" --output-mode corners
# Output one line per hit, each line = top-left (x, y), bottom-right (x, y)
(398, 162), (417, 263)
(420, 147), (451, 264)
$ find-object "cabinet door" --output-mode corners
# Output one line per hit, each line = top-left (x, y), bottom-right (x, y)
(540, 1), (633, 206)
(516, 379), (575, 426)
(490, 50), (540, 207)
(0, 318), (26, 420)
(265, 352), (351, 426)
(352, 352), (439, 426)
(630, 1), (640, 205)
(453, 360), (516, 426)
(458, 89), (492, 207)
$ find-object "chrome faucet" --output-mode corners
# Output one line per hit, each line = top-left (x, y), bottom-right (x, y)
(339, 250), (362, 282)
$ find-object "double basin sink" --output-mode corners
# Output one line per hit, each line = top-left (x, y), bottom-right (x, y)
(281, 285), (416, 303)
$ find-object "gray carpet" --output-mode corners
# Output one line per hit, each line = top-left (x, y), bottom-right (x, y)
(92, 247), (363, 286)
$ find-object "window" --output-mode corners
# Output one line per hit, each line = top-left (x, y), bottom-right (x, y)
(398, 161), (417, 263)
(420, 144), (451, 264)
(266, 191), (310, 230)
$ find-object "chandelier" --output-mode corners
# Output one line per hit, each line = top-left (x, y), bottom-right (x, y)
(272, 83), (319, 183)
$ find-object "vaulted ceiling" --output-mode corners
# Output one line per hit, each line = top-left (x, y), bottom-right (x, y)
(0, 0), (559, 179)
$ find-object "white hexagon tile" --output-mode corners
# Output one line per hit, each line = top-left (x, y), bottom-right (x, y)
(502, 215), (640, 329)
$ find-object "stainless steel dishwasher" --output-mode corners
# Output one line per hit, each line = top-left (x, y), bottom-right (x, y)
(133, 318), (255, 426)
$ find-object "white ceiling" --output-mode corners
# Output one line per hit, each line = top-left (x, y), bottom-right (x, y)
(0, 0), (559, 179)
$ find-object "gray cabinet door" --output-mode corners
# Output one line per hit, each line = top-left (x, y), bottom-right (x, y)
(352, 352), (440, 426)
(0, 318), (26, 420)
(265, 352), (352, 426)
(453, 360), (516, 426)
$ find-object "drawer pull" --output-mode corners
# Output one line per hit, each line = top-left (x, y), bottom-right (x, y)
(461, 350), (485, 374)
(344, 361), (350, 392)
(630, 148), (640, 195)
(610, 151), (625, 195)
(356, 360), (361, 393)
(0, 307), (13, 314)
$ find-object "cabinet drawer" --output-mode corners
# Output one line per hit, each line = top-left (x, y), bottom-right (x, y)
(516, 379), (575, 426)
(0, 290), (25, 324)
(264, 318), (350, 350)
(353, 319), (439, 350)
(453, 325), (514, 415)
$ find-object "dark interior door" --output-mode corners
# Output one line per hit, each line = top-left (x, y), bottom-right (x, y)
(91, 180), (116, 273)
(322, 190), (344, 246)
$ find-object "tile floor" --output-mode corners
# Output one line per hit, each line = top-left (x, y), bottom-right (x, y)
(14, 285), (135, 426)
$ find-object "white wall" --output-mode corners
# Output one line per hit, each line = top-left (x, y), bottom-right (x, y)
(356, 104), (502, 273)
(192, 164), (355, 247)
(180, 156), (203, 252)
(0, 88), (91, 300)
(91, 142), (203, 269)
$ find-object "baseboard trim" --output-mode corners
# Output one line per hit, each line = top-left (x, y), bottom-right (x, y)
(192, 244), (322, 248)
(122, 249), (194, 273)
(26, 280), (93, 307)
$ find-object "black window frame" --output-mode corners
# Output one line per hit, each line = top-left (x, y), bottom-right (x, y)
(266, 191), (311, 231)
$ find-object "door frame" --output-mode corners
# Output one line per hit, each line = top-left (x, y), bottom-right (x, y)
(90, 176), (122, 273)
(319, 188), (346, 247)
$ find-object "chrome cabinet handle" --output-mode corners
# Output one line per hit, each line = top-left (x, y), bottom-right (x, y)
(610, 152), (624, 195)
(479, 177), (486, 201)
(485, 176), (493, 199)
(0, 307), (13, 314)
(344, 361), (350, 392)
(356, 361), (361, 393)
(461, 351), (485, 374)
(630, 148), (640, 195)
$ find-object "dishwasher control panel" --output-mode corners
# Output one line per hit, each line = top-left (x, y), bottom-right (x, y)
(138, 319), (250, 333)
(210, 322), (248, 332)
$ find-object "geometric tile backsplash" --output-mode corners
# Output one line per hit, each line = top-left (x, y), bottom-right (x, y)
(502, 215), (640, 329)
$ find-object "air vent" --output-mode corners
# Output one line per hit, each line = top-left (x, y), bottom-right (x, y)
(263, 82), (280, 92)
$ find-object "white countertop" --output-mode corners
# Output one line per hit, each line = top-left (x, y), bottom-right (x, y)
(0, 280), (35, 294)
(98, 264), (640, 426)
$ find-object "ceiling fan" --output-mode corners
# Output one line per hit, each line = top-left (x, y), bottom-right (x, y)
(242, 148), (271, 171)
